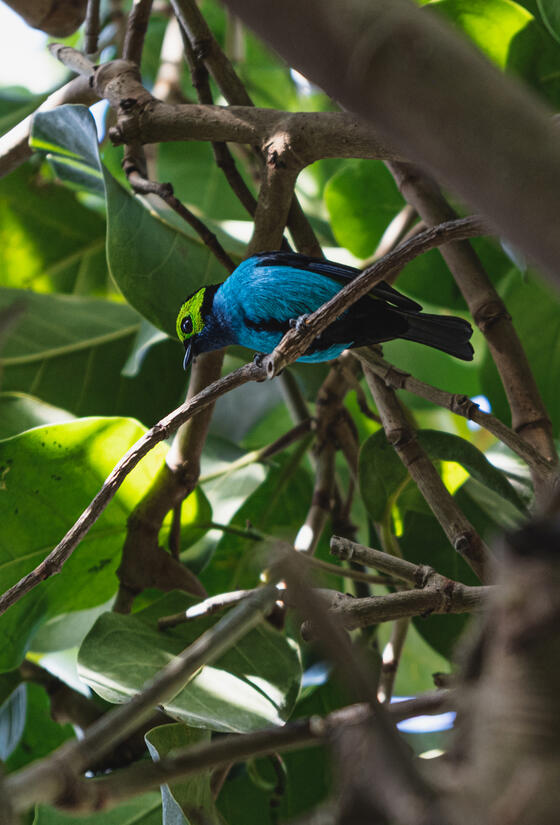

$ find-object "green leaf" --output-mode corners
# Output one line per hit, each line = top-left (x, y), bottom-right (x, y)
(480, 272), (560, 436)
(0, 393), (74, 441)
(31, 106), (231, 335)
(359, 428), (525, 525)
(145, 723), (217, 825)
(398, 507), (476, 659)
(415, 429), (526, 512)
(78, 591), (301, 733)
(359, 430), (408, 523)
(6, 683), (74, 772)
(428, 0), (560, 106)
(0, 164), (108, 295)
(538, 0), (560, 44)
(396, 237), (511, 310)
(0, 288), (188, 425)
(158, 142), (254, 222)
(0, 90), (47, 137)
(0, 682), (26, 760)
(0, 418), (210, 671)
(34, 794), (162, 825)
(324, 160), (405, 258)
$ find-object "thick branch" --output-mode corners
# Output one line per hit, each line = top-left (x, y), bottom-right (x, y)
(387, 162), (558, 498)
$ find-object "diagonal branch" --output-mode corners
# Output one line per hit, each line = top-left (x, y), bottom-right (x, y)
(0, 215), (490, 618)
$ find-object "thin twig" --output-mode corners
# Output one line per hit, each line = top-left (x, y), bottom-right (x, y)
(158, 589), (257, 628)
(355, 349), (558, 486)
(298, 553), (394, 586)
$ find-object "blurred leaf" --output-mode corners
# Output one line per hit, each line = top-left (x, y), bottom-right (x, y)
(0, 288), (187, 425)
(0, 393), (74, 440)
(0, 165), (108, 295)
(34, 794), (162, 825)
(428, 0), (560, 106)
(480, 272), (560, 436)
(396, 237), (511, 310)
(78, 591), (301, 733)
(6, 683), (74, 772)
(324, 160), (404, 258)
(0, 682), (26, 760)
(0, 90), (47, 137)
(0, 418), (210, 671)
(538, 0), (560, 43)
(31, 105), (232, 335)
(145, 724), (217, 825)
(359, 430), (408, 523)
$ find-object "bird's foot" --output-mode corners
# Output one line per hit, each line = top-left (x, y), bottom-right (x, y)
(253, 352), (265, 367)
(289, 313), (309, 333)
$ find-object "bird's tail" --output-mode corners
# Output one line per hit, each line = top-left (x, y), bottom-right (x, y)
(400, 313), (474, 361)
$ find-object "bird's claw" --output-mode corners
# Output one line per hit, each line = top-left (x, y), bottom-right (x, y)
(253, 352), (265, 367)
(289, 313), (309, 333)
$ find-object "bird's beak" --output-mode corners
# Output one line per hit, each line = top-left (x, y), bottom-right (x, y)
(182, 340), (193, 371)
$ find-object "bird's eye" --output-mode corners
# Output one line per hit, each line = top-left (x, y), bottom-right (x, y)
(181, 316), (193, 336)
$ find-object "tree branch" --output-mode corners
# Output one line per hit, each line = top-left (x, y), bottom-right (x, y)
(355, 349), (559, 489)
(362, 365), (490, 580)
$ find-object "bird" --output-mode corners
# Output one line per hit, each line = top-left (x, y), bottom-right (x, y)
(176, 251), (474, 370)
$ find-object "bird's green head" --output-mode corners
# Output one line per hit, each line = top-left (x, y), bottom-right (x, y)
(176, 287), (208, 370)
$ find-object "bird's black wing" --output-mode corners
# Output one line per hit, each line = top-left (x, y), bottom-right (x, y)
(252, 251), (422, 312)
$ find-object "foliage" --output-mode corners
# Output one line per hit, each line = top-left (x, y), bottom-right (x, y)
(0, 0), (559, 823)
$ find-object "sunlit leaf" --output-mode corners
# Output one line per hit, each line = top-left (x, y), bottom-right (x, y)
(0, 418), (210, 671)
(78, 591), (301, 732)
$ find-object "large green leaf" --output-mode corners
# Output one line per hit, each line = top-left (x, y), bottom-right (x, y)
(538, 0), (560, 44)
(6, 683), (74, 773)
(78, 591), (301, 733)
(145, 724), (217, 825)
(428, 0), (560, 106)
(324, 160), (405, 258)
(0, 164), (108, 295)
(0, 288), (187, 425)
(31, 105), (232, 336)
(480, 272), (560, 436)
(359, 427), (525, 523)
(0, 418), (210, 671)
(34, 794), (162, 825)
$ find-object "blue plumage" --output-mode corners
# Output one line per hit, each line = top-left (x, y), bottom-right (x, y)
(176, 252), (474, 368)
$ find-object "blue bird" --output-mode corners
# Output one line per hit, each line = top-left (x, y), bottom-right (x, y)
(176, 251), (473, 369)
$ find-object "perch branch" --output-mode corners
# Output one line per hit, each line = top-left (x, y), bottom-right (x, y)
(0, 215), (489, 617)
